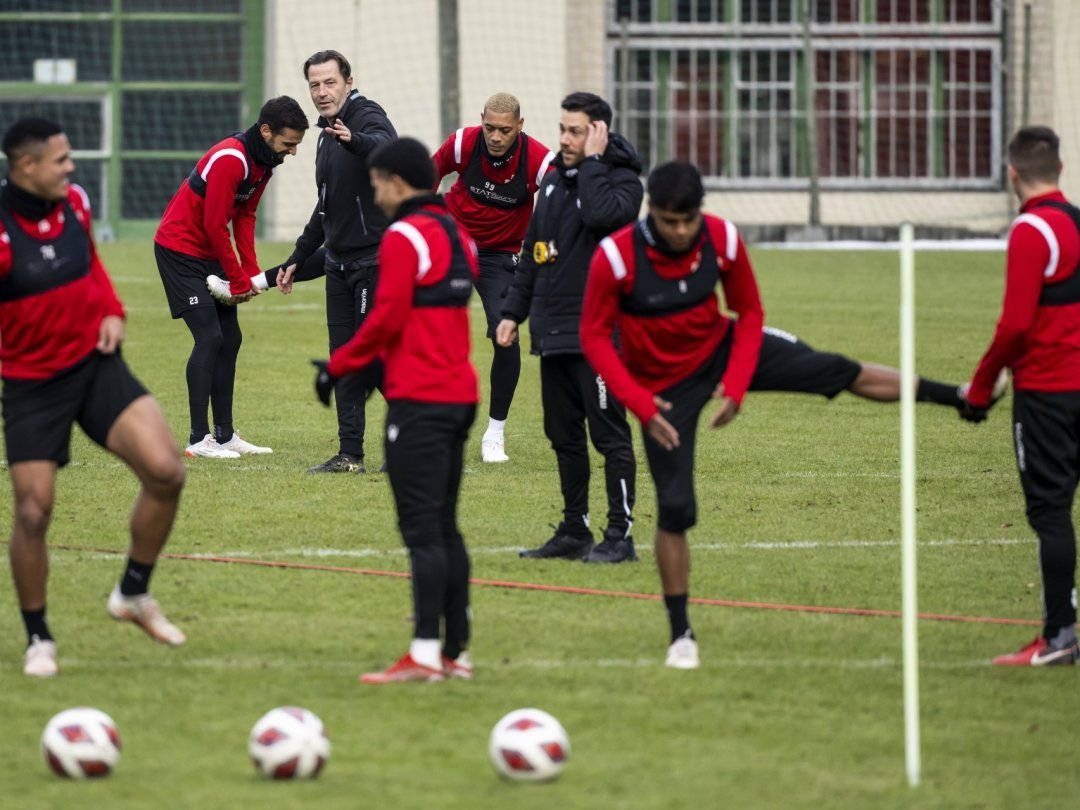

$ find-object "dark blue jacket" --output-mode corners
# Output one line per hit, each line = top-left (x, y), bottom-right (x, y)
(502, 132), (643, 356)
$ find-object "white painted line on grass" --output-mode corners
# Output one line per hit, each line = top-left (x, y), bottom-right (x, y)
(4, 654), (992, 673)
(52, 536), (1031, 565)
(755, 239), (1006, 252)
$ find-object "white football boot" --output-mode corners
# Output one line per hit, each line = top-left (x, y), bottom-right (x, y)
(107, 586), (186, 646)
(481, 433), (509, 463)
(665, 632), (700, 670)
(219, 432), (273, 455)
(24, 636), (58, 677)
(184, 434), (240, 459)
(205, 274), (234, 303)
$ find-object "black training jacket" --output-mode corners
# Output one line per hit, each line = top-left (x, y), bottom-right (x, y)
(501, 132), (643, 357)
(287, 90), (397, 266)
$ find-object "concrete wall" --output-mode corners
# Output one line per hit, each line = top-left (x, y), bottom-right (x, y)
(259, 0), (575, 243)
(459, 2), (567, 153)
(1048, 0), (1080, 198)
(260, 0), (440, 242)
(702, 190), (1009, 235)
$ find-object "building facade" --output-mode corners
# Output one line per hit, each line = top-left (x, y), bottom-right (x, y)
(0, 0), (1074, 240)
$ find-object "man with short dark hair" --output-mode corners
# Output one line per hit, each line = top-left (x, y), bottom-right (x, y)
(283, 49), (398, 474)
(155, 95), (308, 458)
(313, 137), (479, 683)
(962, 126), (1080, 666)
(2, 117), (188, 677)
(496, 92), (642, 564)
(582, 160), (974, 668)
(433, 92), (555, 462)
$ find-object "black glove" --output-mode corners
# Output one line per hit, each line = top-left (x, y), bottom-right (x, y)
(312, 359), (336, 407)
(958, 400), (988, 423)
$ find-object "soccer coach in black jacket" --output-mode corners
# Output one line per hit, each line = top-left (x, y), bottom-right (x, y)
(281, 49), (397, 473)
(496, 92), (643, 564)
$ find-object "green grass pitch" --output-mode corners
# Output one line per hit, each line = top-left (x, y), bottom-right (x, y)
(2, 240), (1078, 809)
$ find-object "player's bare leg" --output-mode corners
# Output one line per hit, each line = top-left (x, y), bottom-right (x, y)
(9, 461), (60, 675)
(848, 362), (905, 400)
(106, 395), (185, 561)
(8, 462), (56, 611)
(104, 395), (187, 646)
(849, 362), (975, 410)
(655, 527), (689, 594)
(655, 527), (698, 669)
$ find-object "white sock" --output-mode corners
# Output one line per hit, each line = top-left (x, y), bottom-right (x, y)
(252, 273), (269, 292)
(409, 638), (441, 670)
(485, 417), (506, 439)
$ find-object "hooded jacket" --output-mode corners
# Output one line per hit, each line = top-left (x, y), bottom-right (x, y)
(287, 89), (397, 267)
(501, 131), (643, 356)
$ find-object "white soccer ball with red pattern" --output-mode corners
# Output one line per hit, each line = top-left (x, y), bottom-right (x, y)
(248, 706), (330, 779)
(41, 707), (121, 779)
(488, 708), (570, 782)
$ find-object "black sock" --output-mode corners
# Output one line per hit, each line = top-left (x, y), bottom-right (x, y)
(489, 339), (521, 422)
(120, 558), (155, 596)
(664, 594), (692, 642)
(22, 607), (52, 644)
(180, 307), (222, 441)
(210, 307), (241, 443)
(1049, 626), (1078, 645)
(916, 378), (963, 408)
(443, 642), (462, 661)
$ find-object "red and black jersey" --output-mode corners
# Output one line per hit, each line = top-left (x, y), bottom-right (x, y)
(581, 213), (764, 424)
(154, 132), (273, 296)
(433, 126), (554, 253)
(0, 184), (125, 380)
(969, 190), (1080, 404)
(328, 195), (480, 405)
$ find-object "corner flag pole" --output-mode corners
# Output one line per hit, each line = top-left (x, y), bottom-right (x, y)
(899, 221), (921, 787)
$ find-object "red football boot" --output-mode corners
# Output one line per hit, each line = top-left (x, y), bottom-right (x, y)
(993, 636), (1079, 667)
(359, 653), (445, 684)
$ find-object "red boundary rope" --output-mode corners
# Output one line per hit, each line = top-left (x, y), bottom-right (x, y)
(49, 545), (1038, 628)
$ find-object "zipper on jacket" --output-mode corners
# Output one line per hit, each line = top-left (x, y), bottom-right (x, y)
(356, 196), (368, 235)
(538, 184), (565, 353)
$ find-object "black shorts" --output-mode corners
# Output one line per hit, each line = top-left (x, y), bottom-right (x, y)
(474, 249), (519, 337)
(641, 327), (861, 533)
(2, 351), (149, 466)
(155, 242), (223, 319)
(749, 327), (861, 397)
(1012, 390), (1080, 514)
(655, 325), (860, 429)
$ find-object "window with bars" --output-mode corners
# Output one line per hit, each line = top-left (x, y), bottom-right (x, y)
(609, 0), (1002, 188)
(615, 0), (997, 25)
(0, 0), (258, 232)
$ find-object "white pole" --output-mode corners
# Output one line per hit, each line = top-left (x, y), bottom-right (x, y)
(899, 222), (921, 787)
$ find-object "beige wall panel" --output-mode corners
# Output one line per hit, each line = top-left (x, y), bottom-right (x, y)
(705, 192), (1012, 234)
(457, 1), (566, 152)
(261, 0), (439, 243)
(1051, 0), (1080, 197)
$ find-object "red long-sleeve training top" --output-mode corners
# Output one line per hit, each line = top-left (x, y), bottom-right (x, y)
(969, 190), (1080, 405)
(581, 214), (765, 424)
(0, 184), (125, 380)
(328, 199), (480, 404)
